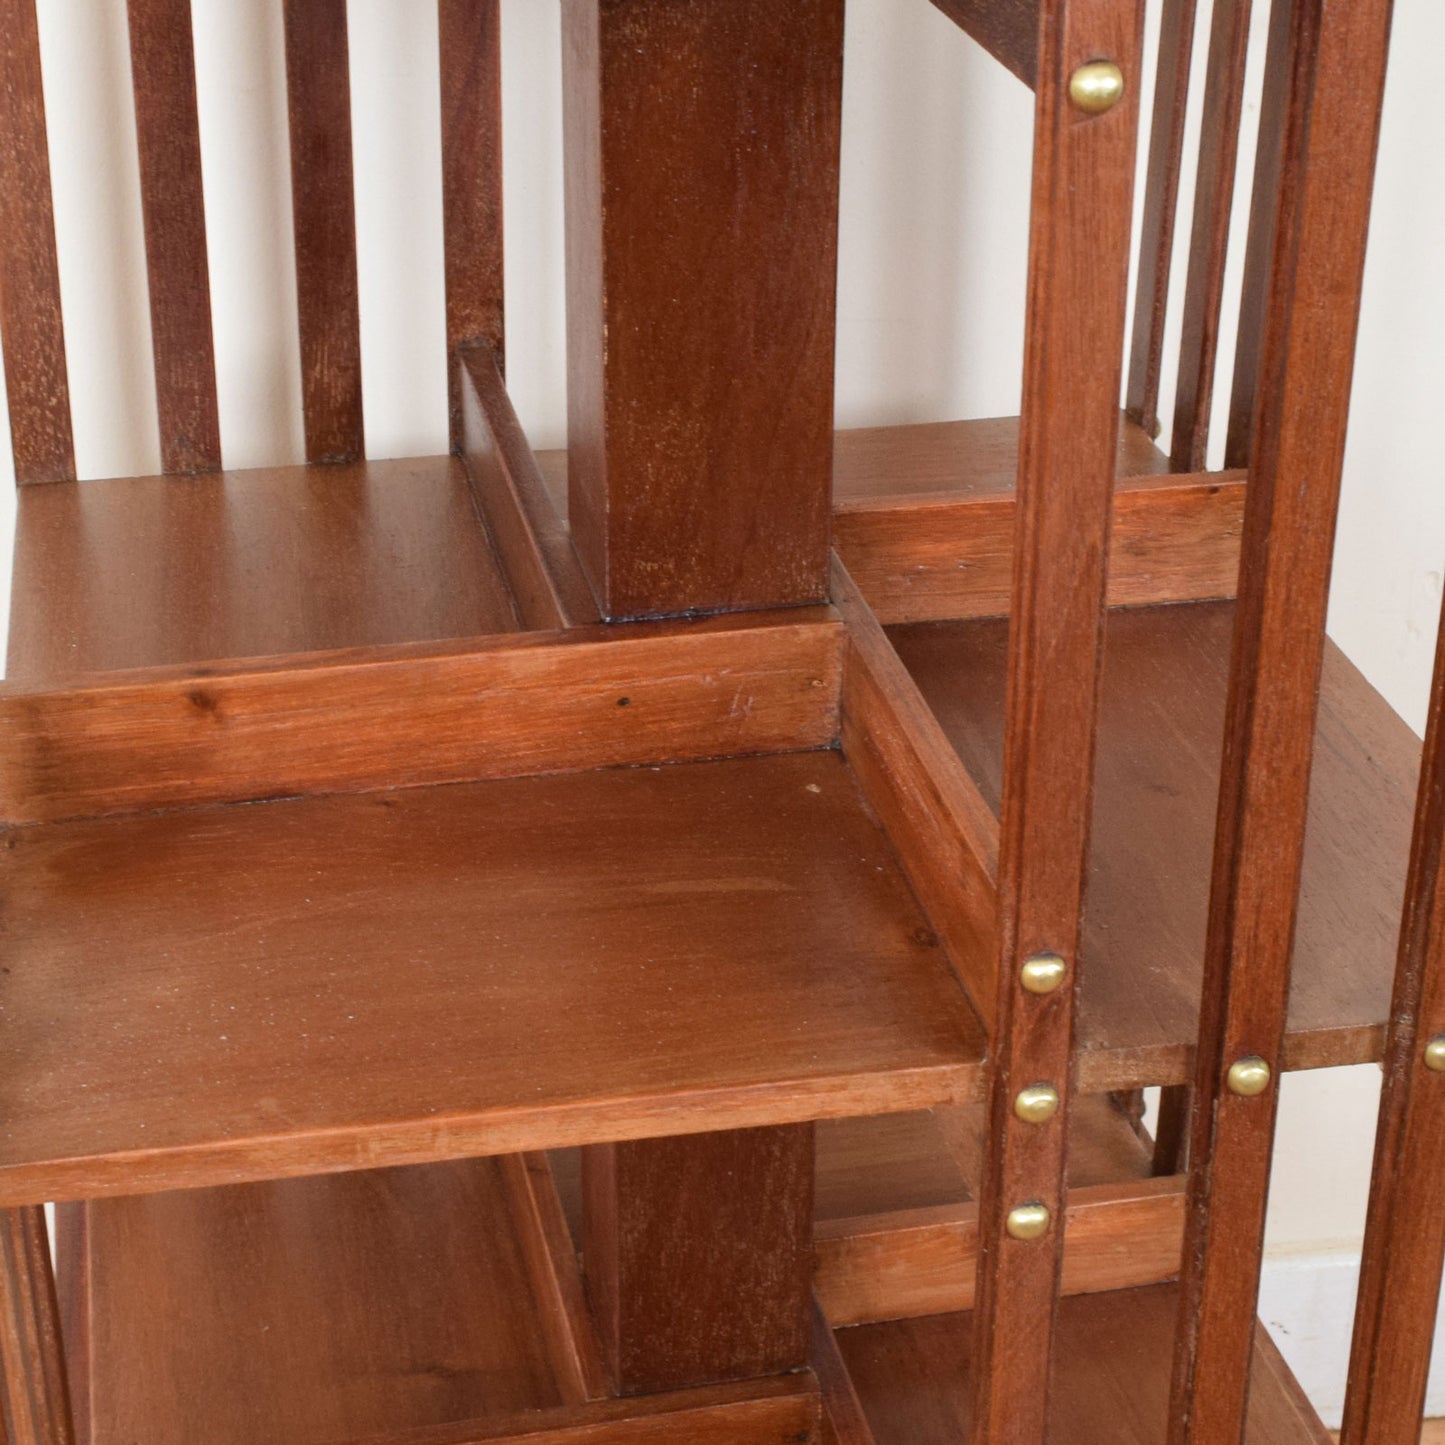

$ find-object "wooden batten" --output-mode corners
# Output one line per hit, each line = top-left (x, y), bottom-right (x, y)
(458, 347), (600, 631)
(0, 613), (844, 824)
(928, 0), (1039, 88)
(0, 1206), (73, 1445)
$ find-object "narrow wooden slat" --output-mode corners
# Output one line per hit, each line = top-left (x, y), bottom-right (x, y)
(459, 347), (599, 629)
(1167, 0), (1396, 1436)
(126, 0), (221, 474)
(967, 0), (1144, 1438)
(815, 1176), (1185, 1329)
(283, 0), (363, 463)
(811, 1299), (877, 1445)
(0, 0), (74, 484)
(1124, 0), (1197, 436)
(928, 0), (1039, 88)
(833, 554), (1000, 1019)
(1339, 592), (1445, 1439)
(0, 611), (844, 823)
(0, 1207), (73, 1445)
(440, 0), (503, 448)
(1169, 0), (1254, 471)
(502, 1153), (610, 1406)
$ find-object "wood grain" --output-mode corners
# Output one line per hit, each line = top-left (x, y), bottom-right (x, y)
(0, 1207), (73, 1445)
(126, 0), (222, 474)
(6, 456), (520, 681)
(0, 611), (843, 823)
(459, 347), (599, 630)
(440, 0), (504, 447)
(584, 1126), (813, 1394)
(284, 0), (364, 463)
(967, 1), (1144, 1437)
(0, 0), (74, 484)
(0, 751), (986, 1205)
(562, 0), (843, 618)
(812, 1298), (876, 1445)
(1168, 1), (1396, 1434)
(927, 0), (1039, 87)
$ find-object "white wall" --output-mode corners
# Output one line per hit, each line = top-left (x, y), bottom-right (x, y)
(2, 0), (1443, 1420)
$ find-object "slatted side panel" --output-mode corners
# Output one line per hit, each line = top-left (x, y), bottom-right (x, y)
(0, 0), (75, 485)
(126, 0), (222, 475)
(1167, 0), (1396, 1436)
(283, 0), (364, 464)
(439, 0), (504, 449)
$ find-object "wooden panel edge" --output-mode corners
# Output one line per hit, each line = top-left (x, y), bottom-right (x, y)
(927, 0), (1038, 88)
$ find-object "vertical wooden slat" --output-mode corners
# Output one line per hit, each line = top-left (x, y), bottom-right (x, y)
(1124, 0), (1197, 439)
(0, 0), (74, 485)
(127, 0), (222, 475)
(1168, 0), (1253, 472)
(0, 1207), (74, 1445)
(439, 0), (503, 450)
(1339, 612), (1445, 1439)
(283, 0), (364, 464)
(967, 1), (1145, 1440)
(1223, 0), (1290, 473)
(561, 0), (844, 620)
(582, 1126), (814, 1398)
(1166, 0), (1395, 1437)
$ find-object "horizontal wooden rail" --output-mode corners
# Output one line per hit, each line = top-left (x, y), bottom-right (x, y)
(0, 613), (843, 823)
(929, 0), (1038, 87)
(814, 1174), (1185, 1327)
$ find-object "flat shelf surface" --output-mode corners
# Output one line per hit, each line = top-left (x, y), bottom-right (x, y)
(7, 455), (519, 682)
(0, 750), (985, 1204)
(892, 601), (1418, 1085)
(836, 1284), (1331, 1443)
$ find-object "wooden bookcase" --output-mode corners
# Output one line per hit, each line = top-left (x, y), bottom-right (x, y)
(0, 0), (1429, 1442)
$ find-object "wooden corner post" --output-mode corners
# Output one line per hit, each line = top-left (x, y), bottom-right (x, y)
(561, 0), (845, 621)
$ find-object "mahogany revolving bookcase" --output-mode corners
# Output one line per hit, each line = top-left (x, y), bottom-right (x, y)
(0, 0), (1431, 1442)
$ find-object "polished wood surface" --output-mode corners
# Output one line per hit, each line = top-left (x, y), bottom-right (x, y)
(6, 456), (519, 680)
(127, 0), (221, 475)
(893, 601), (1416, 1087)
(0, 612), (842, 822)
(0, 751), (984, 1204)
(0, 0), (73, 484)
(927, 0), (1038, 87)
(284, 0), (364, 464)
(836, 1285), (1331, 1444)
(0, 1207), (73, 1445)
(561, 0), (843, 618)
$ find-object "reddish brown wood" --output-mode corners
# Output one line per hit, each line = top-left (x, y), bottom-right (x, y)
(0, 1207), (73, 1445)
(0, 0), (73, 485)
(440, 0), (504, 448)
(1125, 0), (1197, 437)
(811, 1300), (876, 1445)
(459, 348), (599, 629)
(284, 0), (364, 464)
(1167, 0), (1396, 1435)
(0, 611), (842, 823)
(584, 1126), (813, 1395)
(968, 0), (1144, 1437)
(927, 0), (1039, 88)
(562, 0), (843, 619)
(1340, 592), (1445, 1440)
(1169, 0), (1253, 472)
(126, 0), (222, 474)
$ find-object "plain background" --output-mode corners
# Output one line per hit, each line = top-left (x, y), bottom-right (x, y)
(0, 0), (1440, 1418)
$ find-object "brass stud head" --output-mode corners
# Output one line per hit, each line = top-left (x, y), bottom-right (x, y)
(1069, 60), (1126, 116)
(1424, 1036), (1445, 1073)
(1020, 952), (1067, 995)
(1014, 1084), (1062, 1124)
(1005, 1203), (1052, 1242)
(1226, 1056), (1272, 1097)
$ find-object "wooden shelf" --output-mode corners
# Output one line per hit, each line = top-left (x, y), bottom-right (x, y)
(0, 750), (985, 1205)
(833, 1284), (1332, 1443)
(891, 600), (1418, 1085)
(7, 456), (520, 682)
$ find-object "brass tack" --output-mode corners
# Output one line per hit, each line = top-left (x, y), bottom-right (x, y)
(1226, 1056), (1272, 1098)
(1069, 60), (1126, 115)
(1020, 952), (1067, 995)
(1005, 1203), (1052, 1242)
(1014, 1084), (1062, 1124)
(1424, 1036), (1445, 1073)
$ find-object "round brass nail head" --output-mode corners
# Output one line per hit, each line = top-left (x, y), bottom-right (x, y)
(1226, 1056), (1272, 1097)
(1424, 1036), (1445, 1073)
(1069, 60), (1126, 115)
(1014, 1084), (1062, 1124)
(1006, 1203), (1052, 1242)
(1020, 952), (1067, 995)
